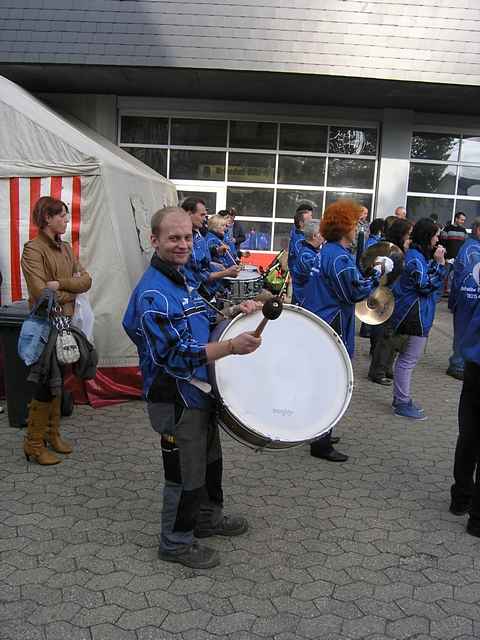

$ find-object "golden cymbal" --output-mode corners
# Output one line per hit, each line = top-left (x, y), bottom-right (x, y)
(360, 241), (404, 286)
(355, 286), (395, 325)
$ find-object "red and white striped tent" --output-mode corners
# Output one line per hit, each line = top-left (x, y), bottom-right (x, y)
(0, 76), (177, 406)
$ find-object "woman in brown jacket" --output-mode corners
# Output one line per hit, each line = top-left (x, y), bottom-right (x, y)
(21, 196), (92, 465)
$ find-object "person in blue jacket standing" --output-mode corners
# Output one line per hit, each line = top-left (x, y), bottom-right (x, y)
(123, 206), (261, 569)
(446, 218), (480, 381)
(390, 218), (447, 420)
(365, 218), (385, 249)
(291, 219), (323, 305)
(449, 289), (480, 536)
(288, 203), (314, 273)
(302, 199), (389, 462)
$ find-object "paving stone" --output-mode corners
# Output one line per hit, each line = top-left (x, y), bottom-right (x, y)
(413, 582), (454, 603)
(272, 594), (319, 618)
(297, 614), (343, 638)
(454, 583), (480, 604)
(206, 612), (255, 635)
(90, 623), (136, 640)
(127, 573), (173, 593)
(188, 592), (233, 615)
(342, 614), (386, 639)
(72, 604), (124, 627)
(117, 606), (168, 629)
(373, 583), (413, 602)
(251, 613), (299, 636)
(386, 615), (430, 639)
(334, 581), (374, 602)
(161, 609), (212, 633)
(0, 621), (44, 640)
(291, 579), (333, 600)
(85, 571), (132, 591)
(5, 567), (53, 585)
(63, 585), (105, 609)
(28, 601), (81, 625)
(356, 596), (403, 620)
(104, 587), (149, 611)
(430, 614), (473, 639)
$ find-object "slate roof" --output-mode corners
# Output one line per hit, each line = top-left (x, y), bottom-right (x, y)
(1, 0), (480, 85)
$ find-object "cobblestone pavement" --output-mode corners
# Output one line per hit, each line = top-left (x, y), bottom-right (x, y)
(1, 301), (478, 640)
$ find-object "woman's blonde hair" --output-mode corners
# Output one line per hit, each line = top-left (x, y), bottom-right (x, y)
(208, 214), (226, 234)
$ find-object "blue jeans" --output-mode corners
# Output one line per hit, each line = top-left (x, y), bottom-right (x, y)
(449, 312), (465, 373)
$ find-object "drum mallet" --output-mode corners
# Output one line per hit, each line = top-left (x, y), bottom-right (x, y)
(254, 298), (283, 337)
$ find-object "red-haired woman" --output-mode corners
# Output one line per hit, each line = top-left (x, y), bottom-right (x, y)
(21, 196), (92, 465)
(301, 199), (387, 462)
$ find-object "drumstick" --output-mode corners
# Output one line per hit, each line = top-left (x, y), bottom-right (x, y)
(225, 247), (239, 266)
(254, 298), (283, 337)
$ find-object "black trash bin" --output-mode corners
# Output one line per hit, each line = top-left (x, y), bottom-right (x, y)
(0, 300), (74, 428)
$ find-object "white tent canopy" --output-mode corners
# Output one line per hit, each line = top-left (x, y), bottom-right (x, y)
(0, 75), (177, 395)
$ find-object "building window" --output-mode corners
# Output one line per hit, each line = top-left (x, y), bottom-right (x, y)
(119, 116), (378, 251)
(407, 131), (480, 225)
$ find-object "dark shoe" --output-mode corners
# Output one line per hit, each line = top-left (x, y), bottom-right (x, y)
(466, 520), (480, 538)
(368, 375), (393, 386)
(310, 446), (348, 462)
(446, 368), (464, 381)
(449, 501), (471, 516)
(386, 371), (394, 380)
(330, 436), (340, 445)
(194, 515), (248, 539)
(159, 542), (220, 568)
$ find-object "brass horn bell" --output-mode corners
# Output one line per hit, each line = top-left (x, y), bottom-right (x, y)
(355, 286), (395, 326)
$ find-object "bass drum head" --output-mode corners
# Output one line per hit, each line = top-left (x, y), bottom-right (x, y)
(211, 305), (354, 449)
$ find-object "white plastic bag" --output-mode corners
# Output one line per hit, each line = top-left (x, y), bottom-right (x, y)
(72, 292), (95, 342)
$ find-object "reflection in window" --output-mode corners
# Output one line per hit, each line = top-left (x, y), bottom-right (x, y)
(273, 222), (293, 252)
(279, 124), (327, 152)
(458, 165), (480, 197)
(120, 117), (168, 144)
(408, 163), (457, 195)
(228, 153), (275, 183)
(275, 190), (323, 219)
(170, 150), (226, 180)
(454, 200), (480, 220)
(406, 196), (454, 225)
(239, 221), (272, 251)
(123, 147), (167, 176)
(461, 136), (480, 163)
(410, 132), (460, 161)
(229, 121), (277, 150)
(329, 127), (377, 156)
(171, 118), (227, 147)
(327, 158), (375, 189)
(226, 187), (274, 218)
(325, 191), (372, 214)
(278, 156), (325, 186)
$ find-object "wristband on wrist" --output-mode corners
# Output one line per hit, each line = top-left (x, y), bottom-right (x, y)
(228, 338), (236, 355)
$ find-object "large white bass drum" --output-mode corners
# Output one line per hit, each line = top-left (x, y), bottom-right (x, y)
(210, 305), (353, 450)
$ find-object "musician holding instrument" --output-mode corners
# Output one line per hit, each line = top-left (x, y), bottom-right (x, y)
(301, 199), (392, 462)
(367, 218), (413, 385)
(181, 197), (240, 297)
(123, 207), (261, 570)
(205, 214), (238, 268)
(390, 218), (446, 420)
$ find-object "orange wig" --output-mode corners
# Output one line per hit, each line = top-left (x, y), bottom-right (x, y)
(320, 199), (363, 242)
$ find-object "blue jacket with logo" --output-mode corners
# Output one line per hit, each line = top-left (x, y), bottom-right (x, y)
(365, 233), (382, 249)
(301, 242), (379, 357)
(449, 237), (480, 314)
(291, 240), (320, 305)
(122, 255), (216, 409)
(391, 247), (447, 337)
(183, 230), (211, 290)
(288, 227), (304, 273)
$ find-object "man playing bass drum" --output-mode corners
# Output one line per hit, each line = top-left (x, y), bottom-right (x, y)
(123, 207), (261, 570)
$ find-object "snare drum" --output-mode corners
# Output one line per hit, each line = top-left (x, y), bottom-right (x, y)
(223, 266), (263, 303)
(210, 305), (353, 450)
